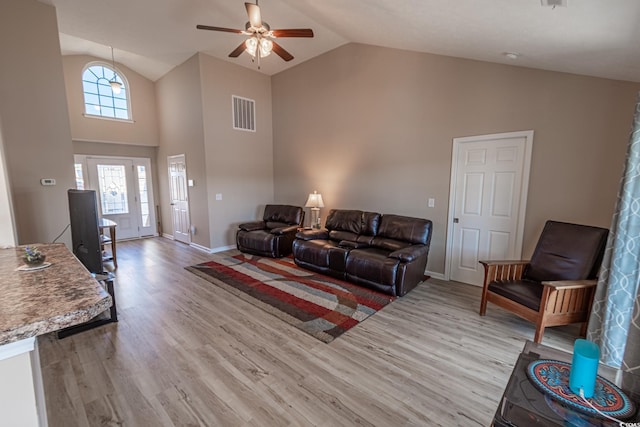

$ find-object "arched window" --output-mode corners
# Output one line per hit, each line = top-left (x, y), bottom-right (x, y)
(82, 63), (130, 120)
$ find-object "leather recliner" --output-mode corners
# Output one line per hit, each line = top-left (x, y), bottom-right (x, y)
(293, 209), (432, 296)
(236, 204), (304, 258)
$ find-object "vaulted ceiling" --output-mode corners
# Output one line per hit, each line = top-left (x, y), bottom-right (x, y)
(41, 0), (640, 82)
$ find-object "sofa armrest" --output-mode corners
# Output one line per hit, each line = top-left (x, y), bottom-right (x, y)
(541, 279), (597, 290)
(339, 240), (369, 249)
(270, 225), (299, 235)
(389, 245), (428, 263)
(295, 229), (329, 240)
(238, 221), (266, 232)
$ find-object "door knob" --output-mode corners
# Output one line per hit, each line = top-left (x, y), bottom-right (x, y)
(453, 218), (459, 223)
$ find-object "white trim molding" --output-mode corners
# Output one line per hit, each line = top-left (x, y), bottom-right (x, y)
(0, 337), (35, 362)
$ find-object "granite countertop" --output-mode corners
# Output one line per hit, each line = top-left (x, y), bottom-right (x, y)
(0, 243), (112, 345)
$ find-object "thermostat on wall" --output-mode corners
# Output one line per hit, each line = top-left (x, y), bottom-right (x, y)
(40, 178), (56, 186)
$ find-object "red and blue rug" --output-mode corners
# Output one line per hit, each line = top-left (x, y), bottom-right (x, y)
(185, 250), (396, 343)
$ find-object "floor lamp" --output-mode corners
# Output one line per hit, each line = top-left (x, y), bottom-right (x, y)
(305, 191), (324, 229)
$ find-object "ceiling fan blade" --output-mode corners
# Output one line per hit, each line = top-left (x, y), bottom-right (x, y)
(196, 25), (243, 34)
(271, 41), (294, 62)
(245, 2), (262, 28)
(271, 29), (314, 38)
(228, 42), (246, 58)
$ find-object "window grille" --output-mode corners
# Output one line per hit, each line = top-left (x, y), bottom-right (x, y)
(82, 64), (130, 120)
(232, 95), (256, 132)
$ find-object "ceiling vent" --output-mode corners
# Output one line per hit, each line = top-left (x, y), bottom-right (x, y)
(541, 0), (567, 7)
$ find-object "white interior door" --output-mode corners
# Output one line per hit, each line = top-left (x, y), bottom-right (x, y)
(168, 154), (191, 244)
(85, 157), (157, 240)
(446, 131), (533, 286)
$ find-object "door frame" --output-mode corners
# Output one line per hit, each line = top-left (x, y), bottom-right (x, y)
(167, 154), (191, 244)
(444, 130), (534, 282)
(75, 154), (158, 239)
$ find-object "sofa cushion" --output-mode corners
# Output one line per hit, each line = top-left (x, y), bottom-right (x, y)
(292, 239), (349, 272)
(266, 221), (291, 230)
(362, 212), (382, 236)
(238, 221), (266, 232)
(370, 237), (410, 252)
(346, 247), (400, 288)
(325, 210), (364, 233)
(488, 279), (543, 311)
(263, 204), (304, 226)
(237, 230), (274, 254)
(328, 230), (360, 243)
(377, 214), (432, 245)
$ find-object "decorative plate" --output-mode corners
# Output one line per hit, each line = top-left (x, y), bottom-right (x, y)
(16, 262), (52, 271)
(526, 359), (636, 419)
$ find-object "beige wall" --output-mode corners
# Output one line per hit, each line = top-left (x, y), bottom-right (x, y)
(0, 122), (16, 247)
(63, 55), (159, 147)
(272, 43), (640, 275)
(156, 55), (211, 248)
(198, 53), (274, 249)
(0, 0), (75, 247)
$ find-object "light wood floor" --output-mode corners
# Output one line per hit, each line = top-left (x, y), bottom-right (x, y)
(38, 237), (578, 426)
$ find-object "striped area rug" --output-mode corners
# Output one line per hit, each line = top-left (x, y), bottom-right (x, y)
(185, 250), (396, 343)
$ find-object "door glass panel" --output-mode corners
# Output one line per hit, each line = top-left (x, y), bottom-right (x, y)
(97, 164), (129, 214)
(74, 163), (85, 190)
(137, 165), (150, 227)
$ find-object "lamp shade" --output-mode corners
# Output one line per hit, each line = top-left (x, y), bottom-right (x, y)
(305, 191), (324, 208)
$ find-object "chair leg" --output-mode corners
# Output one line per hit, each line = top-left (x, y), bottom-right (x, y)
(533, 324), (545, 343)
(479, 297), (487, 316)
(533, 286), (553, 343)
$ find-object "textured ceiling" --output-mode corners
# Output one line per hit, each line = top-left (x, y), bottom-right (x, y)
(41, 0), (640, 82)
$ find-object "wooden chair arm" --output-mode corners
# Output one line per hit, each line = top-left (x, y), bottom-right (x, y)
(541, 279), (597, 290)
(479, 260), (529, 267)
(480, 260), (530, 285)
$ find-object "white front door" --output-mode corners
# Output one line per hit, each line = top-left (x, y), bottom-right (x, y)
(168, 154), (191, 244)
(446, 131), (534, 286)
(86, 157), (157, 240)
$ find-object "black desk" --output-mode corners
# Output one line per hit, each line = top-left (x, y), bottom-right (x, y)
(494, 341), (640, 426)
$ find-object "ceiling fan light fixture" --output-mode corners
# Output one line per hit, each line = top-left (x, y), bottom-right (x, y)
(245, 36), (258, 56)
(259, 38), (273, 57)
(110, 81), (122, 94)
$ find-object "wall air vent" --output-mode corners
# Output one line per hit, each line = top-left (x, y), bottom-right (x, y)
(541, 0), (567, 7)
(232, 95), (256, 132)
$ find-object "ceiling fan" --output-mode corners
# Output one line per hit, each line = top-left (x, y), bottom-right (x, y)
(197, 1), (314, 67)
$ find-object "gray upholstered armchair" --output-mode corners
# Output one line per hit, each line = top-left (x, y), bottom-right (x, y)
(479, 220), (608, 343)
(236, 204), (304, 258)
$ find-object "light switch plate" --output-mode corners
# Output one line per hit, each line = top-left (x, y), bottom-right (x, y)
(428, 198), (435, 208)
(215, 193), (222, 201)
(188, 179), (194, 187)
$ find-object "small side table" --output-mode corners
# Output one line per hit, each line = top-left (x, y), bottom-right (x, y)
(493, 341), (640, 426)
(98, 218), (117, 270)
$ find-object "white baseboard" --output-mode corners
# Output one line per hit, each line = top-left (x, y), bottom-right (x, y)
(162, 233), (174, 240)
(425, 270), (446, 280)
(211, 245), (235, 253)
(190, 242), (212, 253)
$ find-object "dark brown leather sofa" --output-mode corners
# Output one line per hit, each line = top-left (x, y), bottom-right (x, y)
(293, 209), (432, 296)
(236, 204), (304, 258)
